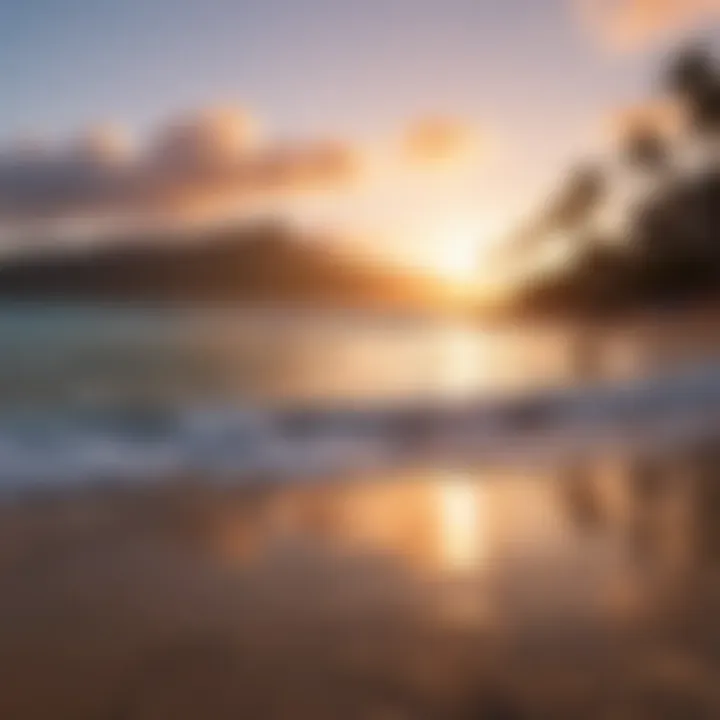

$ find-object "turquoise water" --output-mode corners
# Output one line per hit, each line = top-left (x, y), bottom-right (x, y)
(0, 305), (568, 408)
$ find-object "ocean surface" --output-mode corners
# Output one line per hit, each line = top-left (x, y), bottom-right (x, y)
(2, 304), (720, 488)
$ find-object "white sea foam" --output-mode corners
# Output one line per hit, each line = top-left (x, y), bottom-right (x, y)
(1, 363), (719, 491)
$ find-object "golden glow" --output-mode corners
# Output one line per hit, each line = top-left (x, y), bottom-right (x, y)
(424, 213), (508, 288)
(437, 475), (487, 572)
(435, 323), (484, 397)
(434, 222), (480, 281)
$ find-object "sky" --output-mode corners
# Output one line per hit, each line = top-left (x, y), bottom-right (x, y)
(0, 0), (718, 274)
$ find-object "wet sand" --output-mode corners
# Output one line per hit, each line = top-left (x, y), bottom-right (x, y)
(1, 455), (719, 719)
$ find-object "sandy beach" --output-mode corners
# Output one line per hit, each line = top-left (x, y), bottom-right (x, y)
(1, 456), (719, 719)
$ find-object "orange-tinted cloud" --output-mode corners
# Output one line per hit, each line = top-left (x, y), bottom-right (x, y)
(73, 123), (135, 165)
(401, 118), (482, 167)
(0, 107), (362, 227)
(151, 107), (261, 171)
(606, 98), (686, 143)
(579, 0), (720, 50)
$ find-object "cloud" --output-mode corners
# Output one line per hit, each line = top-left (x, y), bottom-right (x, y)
(0, 107), (363, 228)
(150, 107), (260, 171)
(401, 118), (483, 167)
(578, 0), (720, 50)
(606, 98), (686, 142)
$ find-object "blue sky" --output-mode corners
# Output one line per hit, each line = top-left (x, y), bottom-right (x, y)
(0, 1), (649, 137)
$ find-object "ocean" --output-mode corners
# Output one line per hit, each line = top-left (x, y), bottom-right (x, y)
(1, 304), (720, 488)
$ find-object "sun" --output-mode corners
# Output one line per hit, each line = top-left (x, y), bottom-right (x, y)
(438, 239), (478, 281)
(434, 221), (482, 282)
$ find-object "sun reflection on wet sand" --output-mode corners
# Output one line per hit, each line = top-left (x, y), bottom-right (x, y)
(437, 473), (487, 572)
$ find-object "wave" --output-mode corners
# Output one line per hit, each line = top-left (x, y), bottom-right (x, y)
(2, 364), (720, 491)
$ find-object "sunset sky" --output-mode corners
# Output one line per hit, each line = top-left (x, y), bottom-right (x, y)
(0, 0), (718, 275)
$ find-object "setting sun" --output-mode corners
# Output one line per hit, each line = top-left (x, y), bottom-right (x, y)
(437, 230), (479, 281)
(429, 216), (504, 286)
